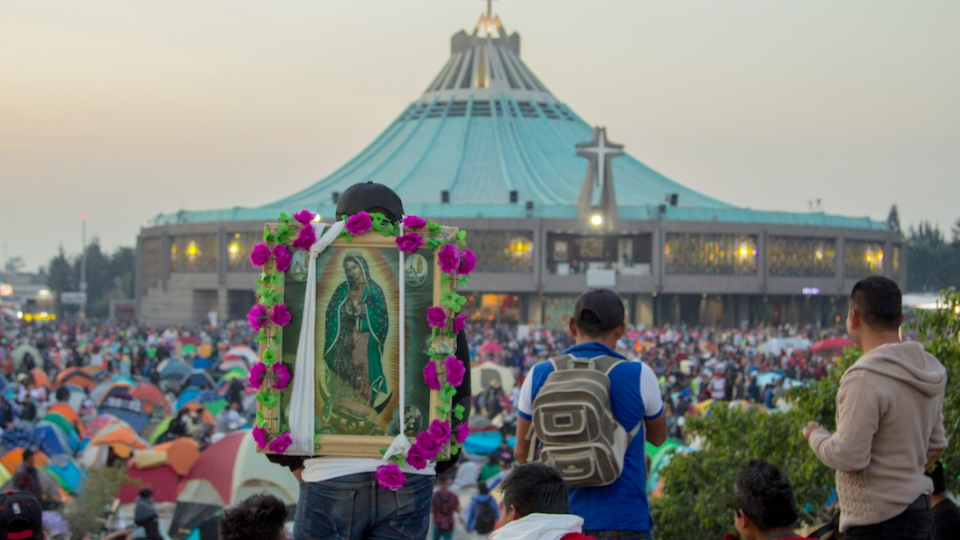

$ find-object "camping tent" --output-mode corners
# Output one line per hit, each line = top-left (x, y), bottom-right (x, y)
(10, 345), (42, 369)
(131, 384), (172, 417)
(33, 422), (73, 456)
(180, 370), (215, 390)
(168, 430), (299, 539)
(470, 361), (516, 395)
(223, 346), (258, 366)
(153, 437), (201, 476)
(118, 460), (180, 504)
(45, 455), (87, 493)
(54, 368), (97, 391)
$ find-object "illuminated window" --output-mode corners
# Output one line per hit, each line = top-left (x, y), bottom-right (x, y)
(892, 245), (900, 276)
(227, 232), (260, 272)
(768, 237), (836, 277)
(664, 233), (758, 275)
(845, 240), (884, 277)
(170, 234), (218, 273)
(469, 231), (534, 273)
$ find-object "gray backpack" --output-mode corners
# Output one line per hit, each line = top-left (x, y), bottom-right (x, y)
(529, 354), (639, 487)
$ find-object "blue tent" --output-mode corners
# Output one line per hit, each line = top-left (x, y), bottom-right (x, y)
(99, 406), (149, 434)
(193, 357), (214, 370)
(175, 388), (201, 411)
(159, 360), (192, 380)
(2, 428), (51, 456)
(180, 370), (215, 390)
(33, 422), (71, 457)
(46, 455), (88, 493)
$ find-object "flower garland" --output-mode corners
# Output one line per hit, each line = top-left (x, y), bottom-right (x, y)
(247, 209), (475, 491)
(247, 211), (317, 452)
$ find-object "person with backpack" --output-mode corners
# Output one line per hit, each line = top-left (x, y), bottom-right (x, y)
(515, 288), (667, 540)
(431, 475), (460, 540)
(465, 481), (500, 538)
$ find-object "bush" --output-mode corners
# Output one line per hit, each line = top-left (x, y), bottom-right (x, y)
(652, 289), (958, 539)
(64, 466), (132, 540)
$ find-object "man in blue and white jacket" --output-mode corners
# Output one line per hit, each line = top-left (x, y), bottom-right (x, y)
(515, 288), (667, 540)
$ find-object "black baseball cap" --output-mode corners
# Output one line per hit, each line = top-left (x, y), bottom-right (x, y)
(0, 491), (43, 540)
(573, 288), (625, 334)
(335, 182), (404, 222)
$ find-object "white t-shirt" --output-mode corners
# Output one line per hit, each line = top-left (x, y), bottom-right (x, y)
(710, 378), (726, 400)
(301, 457), (435, 483)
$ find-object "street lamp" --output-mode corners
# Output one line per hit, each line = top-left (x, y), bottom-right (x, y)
(590, 214), (603, 226)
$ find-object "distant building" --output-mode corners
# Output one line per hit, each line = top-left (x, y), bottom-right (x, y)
(137, 7), (902, 327)
(0, 272), (55, 320)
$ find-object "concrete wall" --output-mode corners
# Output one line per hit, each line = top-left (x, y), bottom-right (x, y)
(137, 216), (901, 325)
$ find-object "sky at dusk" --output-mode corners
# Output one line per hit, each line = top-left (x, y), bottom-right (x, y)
(2, 0), (958, 270)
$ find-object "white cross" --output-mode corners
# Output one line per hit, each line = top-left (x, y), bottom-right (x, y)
(578, 129), (623, 188)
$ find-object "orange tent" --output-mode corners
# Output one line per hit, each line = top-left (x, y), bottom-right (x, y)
(92, 425), (148, 450)
(53, 367), (96, 390)
(131, 384), (171, 416)
(47, 404), (86, 434)
(81, 365), (103, 376)
(153, 437), (201, 476)
(1, 448), (49, 474)
(180, 402), (215, 425)
(30, 369), (51, 389)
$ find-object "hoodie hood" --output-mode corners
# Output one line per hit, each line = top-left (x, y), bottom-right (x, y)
(847, 341), (946, 397)
(489, 513), (584, 540)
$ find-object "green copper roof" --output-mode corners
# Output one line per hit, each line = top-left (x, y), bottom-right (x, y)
(154, 14), (887, 232)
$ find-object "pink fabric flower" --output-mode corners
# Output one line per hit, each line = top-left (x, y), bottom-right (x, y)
(395, 233), (424, 254)
(426, 307), (447, 329)
(272, 363), (291, 391)
(292, 224), (316, 251)
(293, 209), (317, 225)
(402, 215), (427, 229)
(452, 313), (467, 334)
(270, 304), (292, 327)
(416, 431), (442, 460)
(250, 243), (272, 268)
(406, 445), (428, 471)
(428, 420), (451, 444)
(444, 355), (465, 387)
(252, 427), (269, 450)
(272, 245), (292, 272)
(268, 431), (293, 453)
(376, 463), (406, 491)
(423, 361), (441, 391)
(458, 249), (476, 276)
(455, 423), (470, 444)
(247, 304), (267, 332)
(345, 212), (372, 235)
(437, 244), (460, 274)
(249, 362), (267, 390)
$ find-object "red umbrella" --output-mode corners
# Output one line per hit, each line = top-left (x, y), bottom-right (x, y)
(810, 337), (854, 352)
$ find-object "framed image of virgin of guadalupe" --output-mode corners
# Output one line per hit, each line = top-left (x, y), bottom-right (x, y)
(249, 210), (467, 460)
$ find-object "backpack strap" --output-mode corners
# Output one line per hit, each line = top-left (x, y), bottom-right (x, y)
(551, 354), (623, 375)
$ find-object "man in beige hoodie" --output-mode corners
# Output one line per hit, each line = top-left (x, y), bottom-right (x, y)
(803, 276), (947, 539)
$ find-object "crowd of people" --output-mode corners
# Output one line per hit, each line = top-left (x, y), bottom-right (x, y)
(0, 181), (954, 540)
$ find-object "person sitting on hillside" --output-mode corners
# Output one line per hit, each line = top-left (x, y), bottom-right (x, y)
(730, 460), (805, 540)
(490, 462), (595, 540)
(219, 492), (288, 540)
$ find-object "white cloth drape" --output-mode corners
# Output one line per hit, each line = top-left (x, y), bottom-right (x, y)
(287, 221), (346, 455)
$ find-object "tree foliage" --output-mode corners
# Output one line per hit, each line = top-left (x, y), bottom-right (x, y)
(905, 220), (960, 293)
(45, 240), (135, 319)
(64, 465), (132, 540)
(886, 204), (901, 234)
(907, 288), (960, 493)
(651, 351), (857, 539)
(652, 290), (958, 539)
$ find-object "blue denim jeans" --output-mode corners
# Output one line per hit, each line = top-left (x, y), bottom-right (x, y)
(583, 531), (653, 540)
(294, 473), (433, 540)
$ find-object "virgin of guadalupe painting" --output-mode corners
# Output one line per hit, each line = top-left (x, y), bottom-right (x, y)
(322, 254), (392, 421)
(313, 247), (401, 437)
